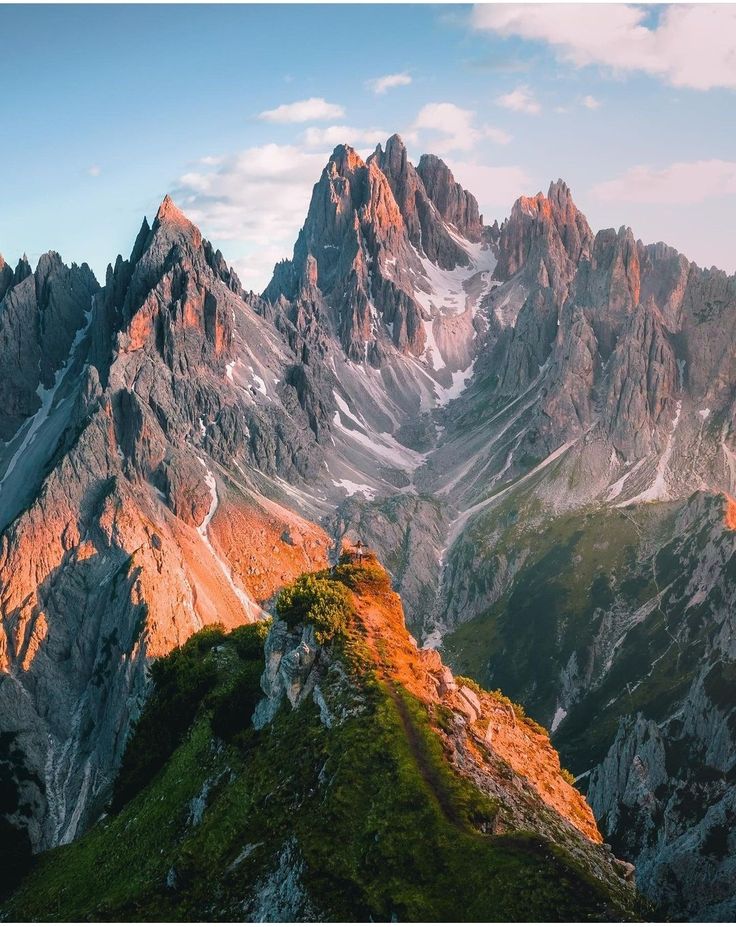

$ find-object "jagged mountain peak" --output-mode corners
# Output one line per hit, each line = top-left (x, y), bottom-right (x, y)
(547, 177), (572, 203)
(149, 193), (203, 251)
(265, 134), (499, 366)
(154, 192), (189, 225)
(325, 142), (365, 176)
(495, 178), (593, 284)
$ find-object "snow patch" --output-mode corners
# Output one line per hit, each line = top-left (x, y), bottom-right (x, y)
(332, 478), (376, 500)
(622, 401), (681, 505)
(551, 707), (567, 733)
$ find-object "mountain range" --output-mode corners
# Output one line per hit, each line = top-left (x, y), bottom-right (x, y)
(1, 133), (735, 920)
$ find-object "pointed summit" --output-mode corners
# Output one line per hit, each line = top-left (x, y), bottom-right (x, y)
(496, 179), (592, 284)
(150, 193), (203, 250)
(0, 253), (13, 302)
(417, 153), (483, 242)
(326, 144), (365, 176)
(154, 194), (196, 230)
(368, 136), (477, 269)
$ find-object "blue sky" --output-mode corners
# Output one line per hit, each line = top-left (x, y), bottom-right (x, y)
(1, 3), (735, 290)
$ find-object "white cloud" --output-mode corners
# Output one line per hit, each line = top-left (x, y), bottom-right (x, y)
(413, 102), (511, 153)
(87, 165), (101, 177)
(366, 72), (412, 95)
(472, 4), (736, 90)
(302, 125), (388, 149)
(258, 97), (345, 124)
(174, 143), (330, 290)
(591, 159), (736, 205)
(582, 94), (601, 110)
(495, 85), (541, 115)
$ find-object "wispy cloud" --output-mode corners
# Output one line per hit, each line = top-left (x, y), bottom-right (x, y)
(175, 143), (330, 290)
(258, 97), (345, 124)
(302, 125), (388, 149)
(581, 94), (601, 110)
(87, 164), (101, 177)
(591, 159), (736, 205)
(413, 102), (511, 153)
(472, 4), (736, 90)
(495, 85), (541, 115)
(366, 72), (412, 95)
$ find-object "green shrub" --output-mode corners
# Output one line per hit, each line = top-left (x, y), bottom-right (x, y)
(276, 574), (352, 644)
(229, 621), (271, 661)
(332, 556), (392, 594)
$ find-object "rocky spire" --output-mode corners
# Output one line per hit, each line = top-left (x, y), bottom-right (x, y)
(0, 253), (13, 302)
(494, 180), (593, 305)
(265, 142), (428, 362)
(369, 134), (477, 269)
(417, 153), (483, 242)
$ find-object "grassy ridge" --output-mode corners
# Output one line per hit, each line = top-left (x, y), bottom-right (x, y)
(4, 569), (637, 921)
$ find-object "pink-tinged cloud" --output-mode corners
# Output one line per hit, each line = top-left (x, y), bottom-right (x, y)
(592, 159), (736, 205)
(413, 102), (512, 152)
(473, 4), (736, 90)
(495, 85), (541, 115)
(302, 125), (388, 148)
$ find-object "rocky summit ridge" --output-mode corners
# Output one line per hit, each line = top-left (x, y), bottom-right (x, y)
(1, 134), (736, 919)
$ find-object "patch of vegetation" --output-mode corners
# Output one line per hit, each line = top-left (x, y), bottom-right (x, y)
(331, 552), (394, 594)
(112, 624), (230, 811)
(276, 573), (353, 643)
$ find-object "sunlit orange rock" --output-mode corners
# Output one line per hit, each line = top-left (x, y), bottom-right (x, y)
(725, 493), (736, 530)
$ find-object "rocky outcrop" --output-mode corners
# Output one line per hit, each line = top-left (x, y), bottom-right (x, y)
(0, 252), (98, 439)
(253, 552), (636, 899)
(494, 180), (593, 296)
(417, 153), (483, 242)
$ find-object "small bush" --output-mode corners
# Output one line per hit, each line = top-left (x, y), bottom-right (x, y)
(229, 621), (271, 661)
(560, 767), (575, 786)
(455, 675), (484, 697)
(276, 574), (352, 644)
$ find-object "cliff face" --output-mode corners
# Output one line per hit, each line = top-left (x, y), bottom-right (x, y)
(2, 555), (639, 921)
(0, 200), (332, 855)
